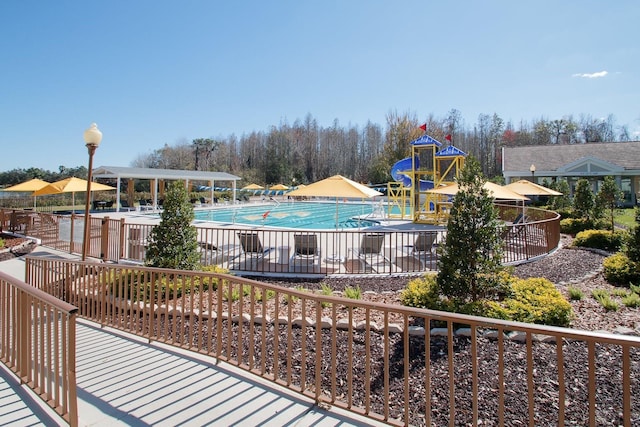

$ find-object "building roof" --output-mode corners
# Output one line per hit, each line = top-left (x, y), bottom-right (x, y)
(503, 141), (640, 172)
(92, 166), (241, 183)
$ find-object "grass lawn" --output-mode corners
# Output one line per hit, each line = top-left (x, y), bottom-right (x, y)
(614, 208), (637, 229)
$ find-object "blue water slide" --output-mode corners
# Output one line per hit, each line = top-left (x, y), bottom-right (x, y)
(391, 157), (434, 191)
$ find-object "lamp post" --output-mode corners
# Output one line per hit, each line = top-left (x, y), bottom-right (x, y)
(82, 123), (103, 261)
(530, 164), (536, 182)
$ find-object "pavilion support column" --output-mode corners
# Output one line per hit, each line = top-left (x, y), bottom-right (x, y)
(151, 179), (158, 208)
(127, 179), (134, 206)
(159, 180), (165, 199)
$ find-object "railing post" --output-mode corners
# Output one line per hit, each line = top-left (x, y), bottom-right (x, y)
(119, 218), (126, 262)
(17, 290), (29, 382)
(100, 217), (109, 261)
(69, 213), (77, 254)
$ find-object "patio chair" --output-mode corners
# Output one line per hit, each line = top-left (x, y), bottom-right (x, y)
(289, 234), (321, 273)
(237, 232), (272, 259)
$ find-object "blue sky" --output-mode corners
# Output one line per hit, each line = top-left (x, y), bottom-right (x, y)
(1, 1), (638, 172)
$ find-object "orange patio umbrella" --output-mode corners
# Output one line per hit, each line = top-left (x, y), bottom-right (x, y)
(33, 177), (116, 211)
(3, 178), (51, 208)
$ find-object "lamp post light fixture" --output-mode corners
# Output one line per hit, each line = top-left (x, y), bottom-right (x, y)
(82, 123), (103, 261)
(530, 164), (536, 182)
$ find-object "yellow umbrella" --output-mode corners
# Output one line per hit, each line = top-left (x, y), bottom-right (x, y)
(241, 183), (264, 191)
(33, 177), (116, 210)
(287, 175), (382, 199)
(3, 178), (50, 208)
(503, 180), (563, 196)
(4, 178), (50, 192)
(427, 181), (529, 201)
(287, 175), (382, 229)
(269, 184), (289, 191)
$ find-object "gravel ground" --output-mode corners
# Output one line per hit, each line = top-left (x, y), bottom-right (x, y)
(253, 234), (640, 425)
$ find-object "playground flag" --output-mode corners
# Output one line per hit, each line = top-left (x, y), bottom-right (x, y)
(419, 123), (427, 131)
(445, 134), (452, 142)
(262, 211), (270, 219)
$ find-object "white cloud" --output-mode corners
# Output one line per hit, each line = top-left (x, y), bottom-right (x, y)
(572, 71), (608, 79)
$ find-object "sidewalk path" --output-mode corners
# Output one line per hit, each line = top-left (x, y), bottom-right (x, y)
(0, 247), (386, 426)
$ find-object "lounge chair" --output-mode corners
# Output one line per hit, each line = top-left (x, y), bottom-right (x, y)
(119, 200), (135, 212)
(138, 199), (154, 211)
(345, 233), (390, 273)
(198, 241), (237, 266)
(237, 232), (272, 260)
(289, 234), (321, 273)
(400, 232), (438, 271)
(128, 227), (149, 261)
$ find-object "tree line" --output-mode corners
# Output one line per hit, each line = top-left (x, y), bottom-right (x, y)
(0, 110), (634, 188)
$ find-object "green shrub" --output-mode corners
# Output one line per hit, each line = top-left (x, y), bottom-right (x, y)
(254, 288), (276, 302)
(573, 229), (625, 252)
(603, 253), (640, 286)
(200, 264), (230, 275)
(344, 285), (362, 300)
(223, 284), (251, 302)
(611, 288), (629, 297)
(400, 274), (440, 309)
(560, 218), (596, 235)
(0, 238), (4, 248)
(591, 289), (619, 311)
(567, 286), (584, 301)
(319, 282), (333, 296)
(319, 283), (333, 308)
(622, 292), (640, 308)
(488, 277), (573, 327)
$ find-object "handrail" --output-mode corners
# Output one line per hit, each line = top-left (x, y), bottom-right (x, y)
(24, 257), (640, 426)
(0, 270), (78, 426)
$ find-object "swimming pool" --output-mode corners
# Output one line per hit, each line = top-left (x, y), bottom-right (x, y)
(191, 201), (380, 230)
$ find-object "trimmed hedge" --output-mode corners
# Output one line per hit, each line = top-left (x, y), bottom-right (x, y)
(487, 277), (573, 327)
(603, 253), (640, 287)
(560, 218), (595, 235)
(400, 274), (440, 309)
(573, 229), (625, 252)
(401, 273), (573, 327)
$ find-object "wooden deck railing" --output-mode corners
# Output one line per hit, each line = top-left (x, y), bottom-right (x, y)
(2, 205), (561, 277)
(24, 258), (640, 426)
(0, 270), (78, 426)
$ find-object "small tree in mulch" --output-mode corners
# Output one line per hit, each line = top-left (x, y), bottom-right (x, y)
(572, 178), (596, 221)
(549, 179), (571, 211)
(145, 180), (199, 270)
(595, 176), (623, 231)
(436, 156), (507, 309)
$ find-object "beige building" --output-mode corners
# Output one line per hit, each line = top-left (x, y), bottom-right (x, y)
(502, 141), (640, 207)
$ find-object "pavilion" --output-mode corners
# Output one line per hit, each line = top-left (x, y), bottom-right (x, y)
(91, 166), (241, 211)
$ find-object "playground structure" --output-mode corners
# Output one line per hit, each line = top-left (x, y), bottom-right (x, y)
(388, 134), (466, 224)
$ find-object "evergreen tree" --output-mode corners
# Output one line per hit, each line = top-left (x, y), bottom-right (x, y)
(437, 156), (505, 304)
(595, 176), (623, 231)
(627, 208), (640, 263)
(549, 179), (571, 210)
(572, 179), (595, 220)
(145, 180), (199, 270)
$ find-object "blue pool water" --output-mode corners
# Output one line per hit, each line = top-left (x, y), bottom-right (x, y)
(192, 202), (379, 229)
